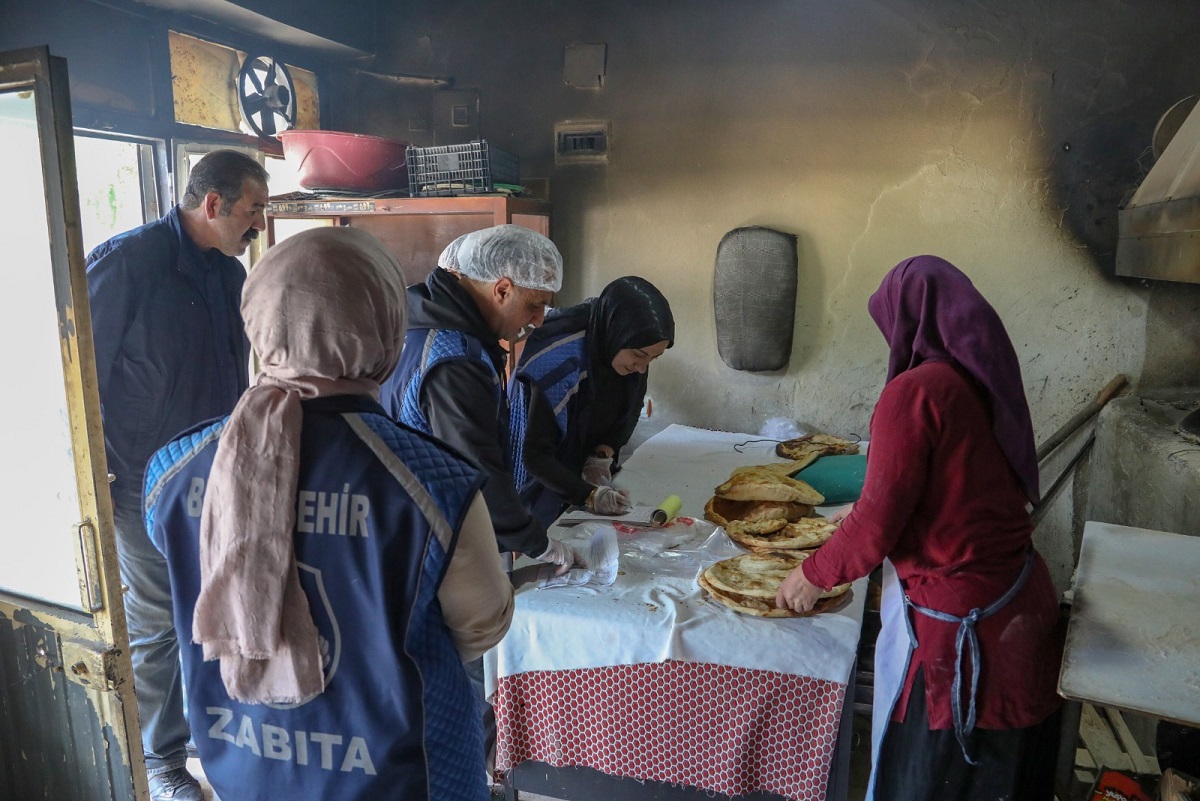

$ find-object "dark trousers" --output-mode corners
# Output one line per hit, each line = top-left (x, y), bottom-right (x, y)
(874, 668), (1061, 801)
(463, 657), (496, 774)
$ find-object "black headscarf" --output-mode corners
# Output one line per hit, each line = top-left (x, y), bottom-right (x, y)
(584, 276), (675, 444)
(588, 276), (676, 362)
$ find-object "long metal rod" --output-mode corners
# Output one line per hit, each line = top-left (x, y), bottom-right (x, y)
(1032, 432), (1096, 528)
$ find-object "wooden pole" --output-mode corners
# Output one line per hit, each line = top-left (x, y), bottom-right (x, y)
(1036, 374), (1128, 463)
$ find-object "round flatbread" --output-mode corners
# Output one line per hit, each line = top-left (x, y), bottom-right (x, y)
(703, 552), (851, 600)
(726, 517), (837, 552)
(698, 572), (797, 617)
(703, 496), (814, 527)
(704, 552), (807, 598)
(698, 571), (853, 618)
(714, 468), (824, 505)
(725, 517), (788, 536)
(775, 433), (860, 461)
(730, 457), (818, 476)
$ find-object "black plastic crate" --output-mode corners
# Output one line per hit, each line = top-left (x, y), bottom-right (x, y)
(406, 140), (520, 197)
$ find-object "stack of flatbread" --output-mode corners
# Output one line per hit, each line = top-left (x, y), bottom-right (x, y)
(724, 516), (838, 553)
(703, 433), (860, 529)
(698, 552), (851, 618)
(703, 464), (824, 527)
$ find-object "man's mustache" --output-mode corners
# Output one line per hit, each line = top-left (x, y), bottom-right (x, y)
(243, 228), (260, 241)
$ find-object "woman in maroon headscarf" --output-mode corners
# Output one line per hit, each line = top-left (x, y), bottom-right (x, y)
(777, 256), (1062, 801)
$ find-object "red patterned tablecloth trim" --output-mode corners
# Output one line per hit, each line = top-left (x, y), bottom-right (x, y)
(494, 659), (846, 801)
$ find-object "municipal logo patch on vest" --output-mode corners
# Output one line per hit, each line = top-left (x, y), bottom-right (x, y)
(266, 563), (341, 711)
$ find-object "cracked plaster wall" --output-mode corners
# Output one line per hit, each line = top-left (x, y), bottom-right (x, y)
(354, 0), (1200, 589)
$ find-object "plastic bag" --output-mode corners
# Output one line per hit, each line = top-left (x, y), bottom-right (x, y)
(618, 517), (717, 579)
(759, 416), (805, 441)
(536, 524), (619, 588)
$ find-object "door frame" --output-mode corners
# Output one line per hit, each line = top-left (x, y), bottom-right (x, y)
(0, 44), (146, 800)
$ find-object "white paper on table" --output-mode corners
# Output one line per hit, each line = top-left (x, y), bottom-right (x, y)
(537, 525), (620, 588)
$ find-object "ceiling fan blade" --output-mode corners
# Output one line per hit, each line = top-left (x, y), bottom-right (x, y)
(260, 111), (277, 136)
(265, 59), (278, 86)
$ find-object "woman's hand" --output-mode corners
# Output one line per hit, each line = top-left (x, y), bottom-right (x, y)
(775, 564), (824, 613)
(828, 503), (855, 524)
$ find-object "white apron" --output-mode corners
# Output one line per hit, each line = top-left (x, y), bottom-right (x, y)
(865, 558), (911, 800)
(865, 551), (1036, 798)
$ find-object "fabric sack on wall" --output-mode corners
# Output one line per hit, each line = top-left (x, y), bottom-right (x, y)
(713, 226), (798, 372)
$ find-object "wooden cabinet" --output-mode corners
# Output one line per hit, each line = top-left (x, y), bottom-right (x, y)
(266, 195), (552, 286)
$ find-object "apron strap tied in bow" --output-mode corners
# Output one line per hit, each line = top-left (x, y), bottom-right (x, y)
(902, 548), (1036, 765)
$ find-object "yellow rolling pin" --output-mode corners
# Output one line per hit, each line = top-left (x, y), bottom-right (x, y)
(651, 494), (683, 526)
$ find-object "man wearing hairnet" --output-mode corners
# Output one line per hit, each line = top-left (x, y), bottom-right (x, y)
(384, 224), (576, 566)
(380, 225), (582, 775)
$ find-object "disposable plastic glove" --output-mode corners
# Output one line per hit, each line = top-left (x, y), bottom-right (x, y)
(590, 485), (633, 515)
(582, 455), (614, 487)
(537, 538), (581, 575)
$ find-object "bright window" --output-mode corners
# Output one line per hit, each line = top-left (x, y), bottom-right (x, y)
(73, 135), (158, 256)
(0, 88), (86, 609)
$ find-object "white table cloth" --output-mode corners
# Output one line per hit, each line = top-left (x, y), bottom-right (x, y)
(486, 424), (868, 693)
(489, 424), (869, 801)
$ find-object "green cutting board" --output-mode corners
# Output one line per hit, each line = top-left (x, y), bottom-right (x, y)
(795, 454), (867, 505)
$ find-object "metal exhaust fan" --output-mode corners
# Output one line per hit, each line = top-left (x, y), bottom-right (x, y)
(238, 55), (296, 138)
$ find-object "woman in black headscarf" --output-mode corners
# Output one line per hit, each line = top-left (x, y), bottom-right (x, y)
(511, 276), (675, 526)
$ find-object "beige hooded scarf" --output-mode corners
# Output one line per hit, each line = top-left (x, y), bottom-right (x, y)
(192, 227), (408, 704)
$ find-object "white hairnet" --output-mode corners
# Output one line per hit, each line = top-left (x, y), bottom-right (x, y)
(455, 224), (563, 292)
(437, 233), (470, 270)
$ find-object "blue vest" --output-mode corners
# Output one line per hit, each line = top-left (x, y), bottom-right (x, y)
(384, 327), (503, 436)
(509, 330), (588, 493)
(144, 396), (488, 801)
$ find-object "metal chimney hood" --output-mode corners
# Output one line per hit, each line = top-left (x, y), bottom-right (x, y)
(1117, 97), (1200, 283)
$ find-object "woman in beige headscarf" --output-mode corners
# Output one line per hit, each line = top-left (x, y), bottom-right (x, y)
(144, 227), (513, 801)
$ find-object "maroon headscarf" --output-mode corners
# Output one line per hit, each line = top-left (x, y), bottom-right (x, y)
(867, 256), (1039, 504)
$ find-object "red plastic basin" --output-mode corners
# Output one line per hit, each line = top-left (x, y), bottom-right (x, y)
(278, 130), (409, 193)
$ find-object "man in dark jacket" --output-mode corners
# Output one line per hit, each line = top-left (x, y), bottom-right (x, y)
(383, 225), (575, 566)
(86, 149), (268, 801)
(380, 225), (579, 779)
